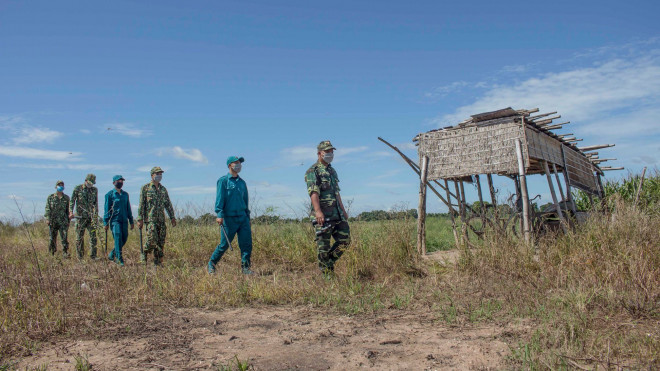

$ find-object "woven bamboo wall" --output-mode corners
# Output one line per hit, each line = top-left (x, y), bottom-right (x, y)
(563, 146), (598, 193)
(417, 120), (526, 180)
(525, 127), (563, 166)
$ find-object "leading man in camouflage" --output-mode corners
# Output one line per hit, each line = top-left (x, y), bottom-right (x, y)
(69, 173), (99, 259)
(137, 166), (177, 265)
(305, 140), (351, 276)
(45, 180), (70, 257)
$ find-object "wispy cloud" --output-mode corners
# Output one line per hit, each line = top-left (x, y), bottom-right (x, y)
(9, 163), (120, 171)
(157, 147), (208, 164)
(13, 127), (63, 144)
(105, 123), (152, 138)
(169, 185), (215, 195)
(0, 146), (81, 161)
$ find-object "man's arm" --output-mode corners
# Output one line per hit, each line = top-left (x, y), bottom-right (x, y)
(164, 188), (176, 226)
(336, 192), (348, 220)
(215, 177), (226, 219)
(69, 187), (77, 218)
(103, 192), (110, 226)
(44, 195), (51, 224)
(242, 180), (250, 218)
(310, 192), (324, 225)
(126, 194), (134, 227)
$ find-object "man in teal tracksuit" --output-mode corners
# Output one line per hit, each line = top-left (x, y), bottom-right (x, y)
(208, 156), (253, 275)
(103, 175), (134, 266)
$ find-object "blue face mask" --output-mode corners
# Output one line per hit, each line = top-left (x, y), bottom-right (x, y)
(56, 186), (64, 192)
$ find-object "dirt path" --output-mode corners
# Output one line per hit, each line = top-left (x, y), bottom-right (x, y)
(17, 306), (519, 370)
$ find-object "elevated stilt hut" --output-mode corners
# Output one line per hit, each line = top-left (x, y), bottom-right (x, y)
(380, 107), (620, 251)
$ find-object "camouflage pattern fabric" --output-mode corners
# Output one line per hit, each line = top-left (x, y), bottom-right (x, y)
(70, 184), (99, 258)
(138, 182), (175, 264)
(305, 160), (351, 270)
(305, 161), (344, 222)
(315, 220), (350, 271)
(45, 193), (70, 254)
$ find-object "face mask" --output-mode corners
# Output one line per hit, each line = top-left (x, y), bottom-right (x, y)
(153, 174), (162, 182)
(85, 181), (93, 188)
(322, 152), (334, 163)
(56, 186), (64, 192)
(233, 163), (242, 173)
(115, 182), (124, 189)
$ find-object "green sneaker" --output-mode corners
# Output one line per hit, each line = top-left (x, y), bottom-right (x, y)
(207, 262), (216, 274)
(242, 267), (254, 275)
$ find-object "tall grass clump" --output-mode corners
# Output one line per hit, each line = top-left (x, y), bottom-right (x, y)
(458, 172), (660, 369)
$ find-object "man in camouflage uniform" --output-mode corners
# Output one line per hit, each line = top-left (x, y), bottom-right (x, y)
(305, 140), (351, 276)
(69, 174), (99, 259)
(137, 166), (177, 265)
(45, 180), (70, 257)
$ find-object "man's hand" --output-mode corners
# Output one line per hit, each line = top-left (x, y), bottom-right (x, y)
(104, 225), (109, 231)
(216, 217), (224, 226)
(45, 220), (50, 226)
(315, 210), (325, 226)
(130, 224), (135, 230)
(69, 212), (74, 220)
(137, 220), (143, 229)
(171, 219), (177, 227)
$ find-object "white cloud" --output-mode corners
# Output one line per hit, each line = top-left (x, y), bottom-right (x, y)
(9, 163), (120, 171)
(105, 123), (152, 138)
(0, 146), (82, 161)
(80, 129), (91, 134)
(281, 145), (317, 163)
(13, 127), (63, 144)
(158, 147), (208, 164)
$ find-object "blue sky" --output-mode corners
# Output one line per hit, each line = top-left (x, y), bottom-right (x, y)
(1, 0), (659, 221)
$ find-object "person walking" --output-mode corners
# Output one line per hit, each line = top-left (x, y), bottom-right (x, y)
(137, 166), (176, 266)
(103, 175), (134, 266)
(207, 156), (253, 275)
(304, 140), (351, 277)
(45, 180), (71, 257)
(69, 174), (99, 259)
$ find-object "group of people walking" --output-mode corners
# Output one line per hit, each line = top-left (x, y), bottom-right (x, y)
(44, 140), (351, 277)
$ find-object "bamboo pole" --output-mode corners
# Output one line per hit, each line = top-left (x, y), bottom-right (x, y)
(561, 145), (578, 214)
(445, 179), (461, 248)
(552, 163), (566, 202)
(515, 139), (531, 244)
(417, 156), (429, 255)
(459, 180), (469, 242)
(475, 175), (487, 230)
(543, 161), (567, 232)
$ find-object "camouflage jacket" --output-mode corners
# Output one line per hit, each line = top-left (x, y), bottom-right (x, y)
(137, 182), (175, 223)
(45, 193), (70, 226)
(305, 161), (344, 221)
(70, 184), (98, 219)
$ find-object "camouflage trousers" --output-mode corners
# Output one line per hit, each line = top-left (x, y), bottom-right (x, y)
(75, 217), (98, 258)
(48, 223), (69, 255)
(315, 220), (351, 271)
(144, 222), (167, 264)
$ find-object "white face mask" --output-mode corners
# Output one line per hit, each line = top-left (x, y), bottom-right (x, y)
(232, 163), (242, 173)
(153, 174), (163, 182)
(85, 181), (93, 188)
(322, 152), (334, 163)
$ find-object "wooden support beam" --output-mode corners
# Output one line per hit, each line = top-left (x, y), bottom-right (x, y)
(532, 115), (561, 125)
(552, 163), (566, 202)
(567, 139), (583, 143)
(528, 111), (557, 121)
(591, 158), (616, 164)
(543, 123), (567, 130)
(544, 161), (567, 232)
(558, 133), (573, 138)
(578, 144), (615, 151)
(445, 179), (461, 248)
(459, 180), (469, 243)
(561, 145), (578, 214)
(417, 156), (429, 255)
(475, 175), (487, 230)
(515, 139), (531, 244)
(601, 167), (624, 171)
(539, 120), (570, 128)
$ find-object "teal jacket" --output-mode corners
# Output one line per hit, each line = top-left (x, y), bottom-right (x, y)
(215, 174), (250, 218)
(104, 189), (134, 226)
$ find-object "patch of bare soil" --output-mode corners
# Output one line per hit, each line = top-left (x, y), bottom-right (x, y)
(424, 249), (462, 266)
(17, 306), (522, 370)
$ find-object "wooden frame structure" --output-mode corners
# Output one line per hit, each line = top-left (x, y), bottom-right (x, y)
(380, 107), (621, 252)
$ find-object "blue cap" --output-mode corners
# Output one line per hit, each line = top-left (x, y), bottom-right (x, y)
(112, 175), (125, 182)
(226, 156), (245, 167)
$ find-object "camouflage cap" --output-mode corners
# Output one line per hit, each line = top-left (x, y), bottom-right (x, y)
(85, 173), (96, 184)
(317, 140), (336, 152)
(150, 166), (164, 175)
(55, 180), (64, 186)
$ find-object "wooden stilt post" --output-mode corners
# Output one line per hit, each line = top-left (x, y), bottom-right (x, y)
(561, 145), (578, 214)
(454, 181), (466, 246)
(445, 179), (461, 248)
(486, 174), (500, 232)
(417, 156), (429, 255)
(543, 161), (567, 232)
(475, 175), (487, 230)
(515, 139), (531, 244)
(552, 163), (566, 202)
(459, 180), (469, 243)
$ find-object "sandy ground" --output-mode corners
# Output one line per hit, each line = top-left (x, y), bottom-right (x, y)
(16, 304), (524, 370)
